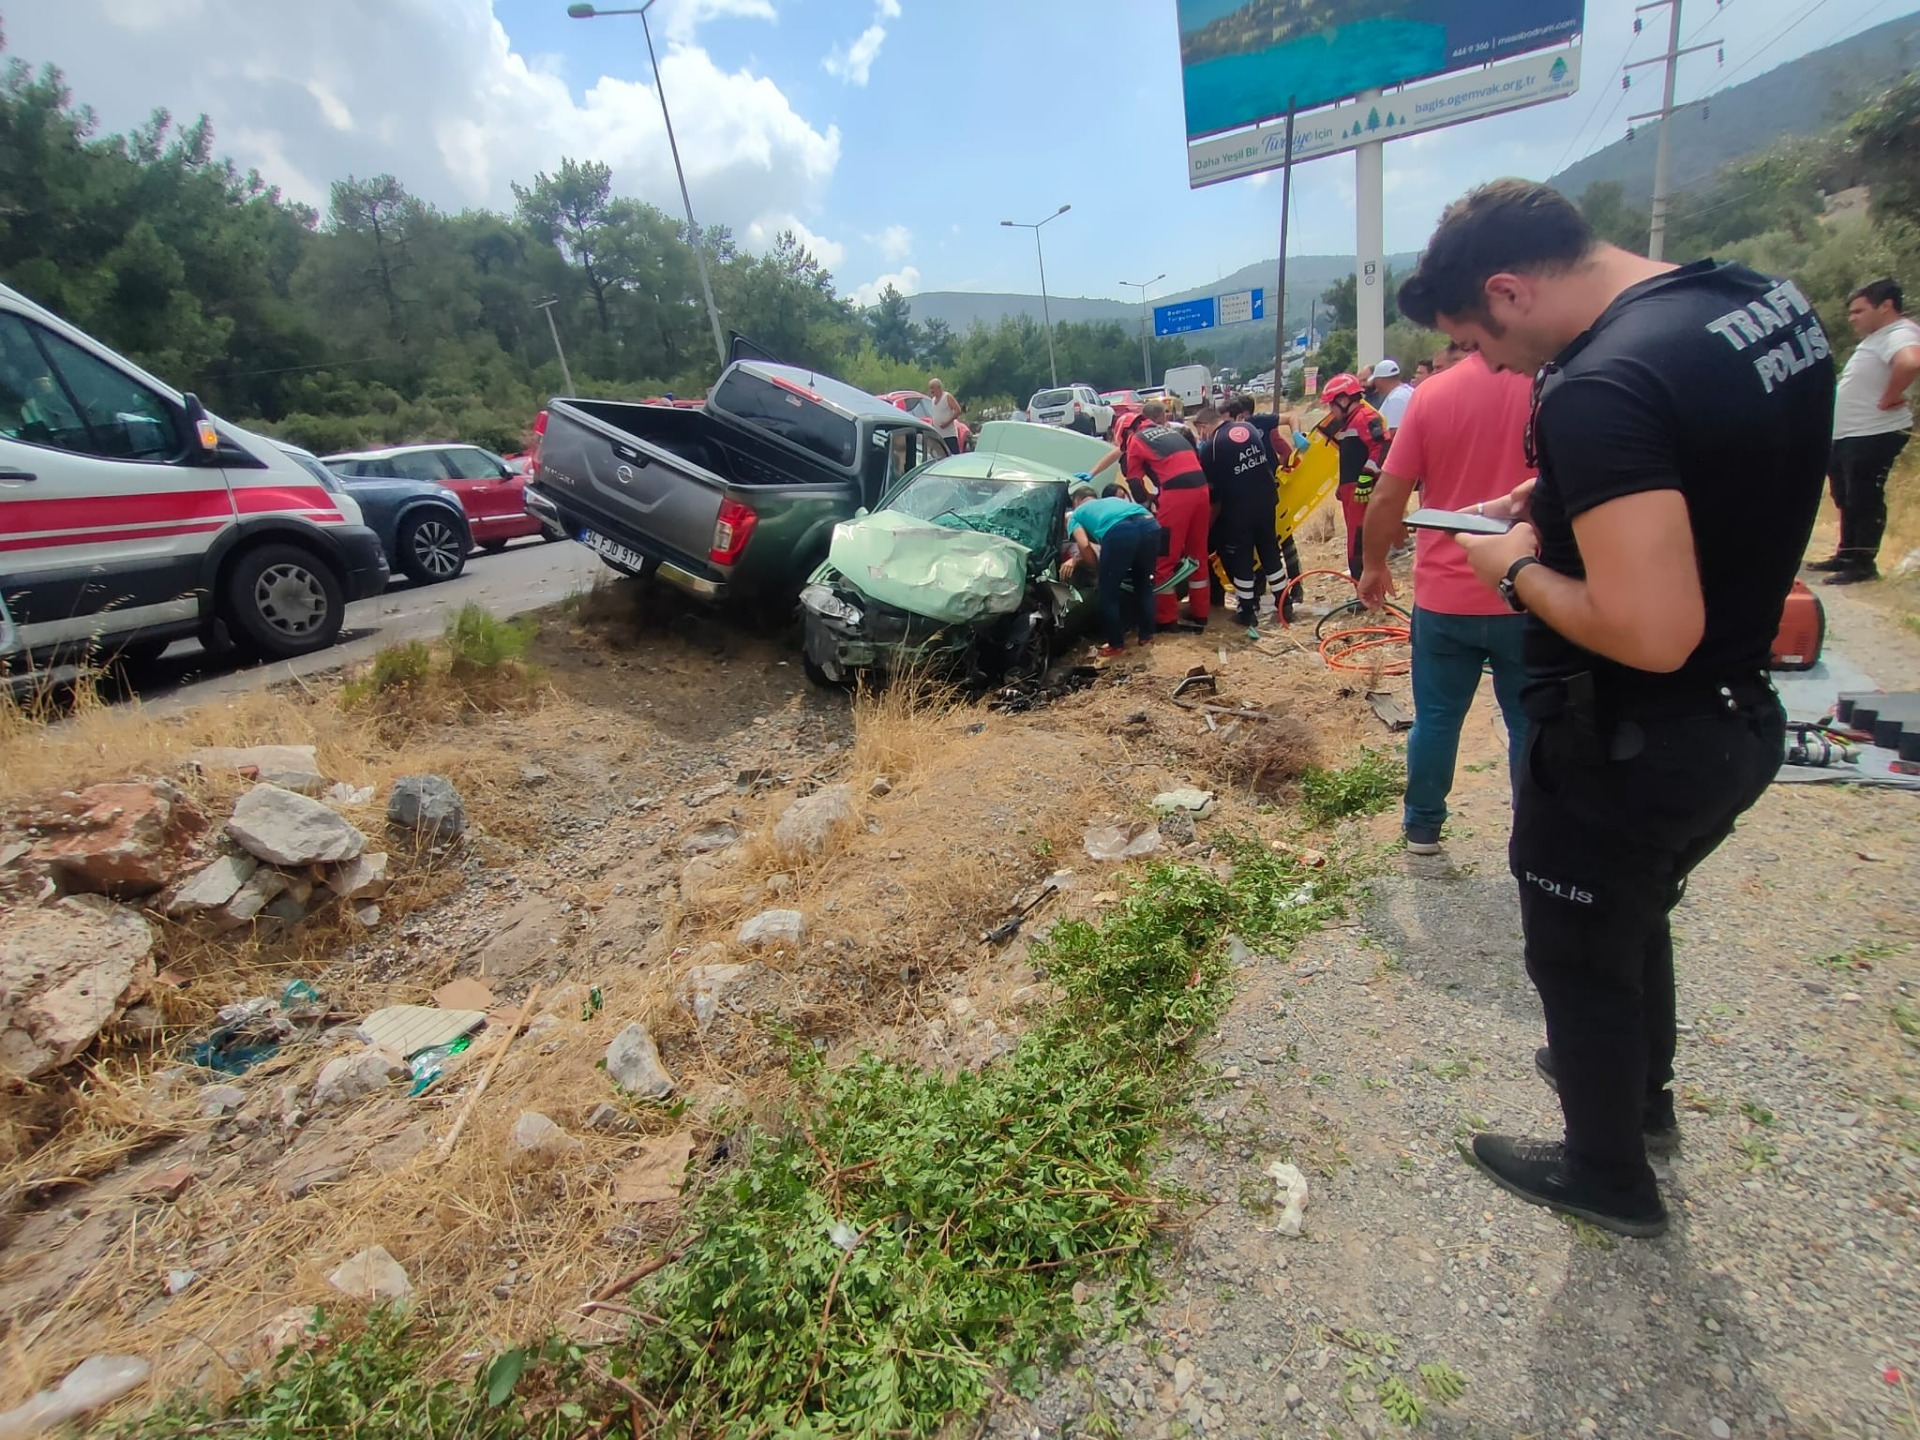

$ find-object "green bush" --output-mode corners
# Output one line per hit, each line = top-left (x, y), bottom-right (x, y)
(444, 604), (532, 671)
(1300, 748), (1406, 827)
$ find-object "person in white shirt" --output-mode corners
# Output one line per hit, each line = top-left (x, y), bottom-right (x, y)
(1368, 358), (1417, 435)
(926, 377), (964, 452)
(1813, 278), (1920, 584)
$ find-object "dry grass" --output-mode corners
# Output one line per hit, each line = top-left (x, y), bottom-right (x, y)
(1200, 714), (1324, 798)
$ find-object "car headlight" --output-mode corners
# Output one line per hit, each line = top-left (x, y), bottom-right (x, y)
(800, 584), (862, 626)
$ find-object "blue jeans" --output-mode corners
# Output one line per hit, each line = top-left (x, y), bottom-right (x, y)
(1096, 516), (1159, 648)
(1404, 606), (1530, 832)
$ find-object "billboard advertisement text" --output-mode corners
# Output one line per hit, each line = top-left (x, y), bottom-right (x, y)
(1179, 0), (1584, 139)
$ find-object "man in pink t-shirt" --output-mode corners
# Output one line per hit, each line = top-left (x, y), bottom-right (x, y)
(1358, 354), (1536, 853)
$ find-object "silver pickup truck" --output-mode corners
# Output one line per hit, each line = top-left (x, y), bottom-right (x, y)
(525, 361), (949, 608)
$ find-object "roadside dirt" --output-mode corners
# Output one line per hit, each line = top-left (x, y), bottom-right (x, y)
(3, 534), (1916, 1440)
(1000, 579), (1920, 1440)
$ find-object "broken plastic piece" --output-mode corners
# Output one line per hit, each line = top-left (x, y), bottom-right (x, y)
(1265, 1160), (1309, 1236)
(407, 1036), (473, 1096)
(1083, 821), (1163, 862)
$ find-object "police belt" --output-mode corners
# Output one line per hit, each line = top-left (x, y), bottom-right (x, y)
(1522, 669), (1778, 726)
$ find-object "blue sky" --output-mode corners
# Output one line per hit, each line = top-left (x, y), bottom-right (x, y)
(8, 0), (1913, 313)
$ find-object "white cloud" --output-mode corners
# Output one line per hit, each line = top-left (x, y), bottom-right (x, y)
(866, 224), (913, 261)
(4, 0), (839, 262)
(823, 0), (899, 86)
(745, 216), (847, 271)
(850, 266), (921, 308)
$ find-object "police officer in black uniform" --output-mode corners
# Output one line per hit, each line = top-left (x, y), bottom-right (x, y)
(1397, 180), (1834, 1239)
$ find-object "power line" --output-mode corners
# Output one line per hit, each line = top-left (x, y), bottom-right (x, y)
(1551, 24), (1650, 175)
(1711, 0), (1836, 93)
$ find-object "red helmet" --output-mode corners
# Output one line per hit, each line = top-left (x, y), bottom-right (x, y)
(1320, 373), (1365, 404)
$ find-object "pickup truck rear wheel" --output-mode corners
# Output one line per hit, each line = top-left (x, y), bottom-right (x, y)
(398, 512), (467, 583)
(223, 543), (346, 660)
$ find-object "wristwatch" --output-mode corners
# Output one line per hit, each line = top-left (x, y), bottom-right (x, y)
(1499, 555), (1540, 613)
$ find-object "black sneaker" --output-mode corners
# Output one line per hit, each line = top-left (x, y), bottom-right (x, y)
(1535, 1047), (1681, 1156)
(1822, 566), (1879, 587)
(1404, 823), (1442, 856)
(1804, 555), (1850, 572)
(1466, 1134), (1670, 1238)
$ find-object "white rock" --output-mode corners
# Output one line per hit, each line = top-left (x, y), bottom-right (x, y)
(604, 1022), (674, 1099)
(324, 852), (390, 901)
(0, 895), (155, 1080)
(679, 962), (763, 1030)
(218, 866), (290, 930)
(353, 904), (382, 928)
(772, 784), (856, 858)
(326, 1245), (412, 1304)
(227, 784), (367, 866)
(163, 854), (260, 916)
(1151, 788), (1217, 819)
(199, 1084), (247, 1117)
(0, 1355), (151, 1439)
(737, 909), (806, 949)
(508, 1110), (582, 1165)
(191, 745), (328, 795)
(312, 1049), (405, 1109)
(165, 1269), (198, 1296)
(322, 782), (375, 806)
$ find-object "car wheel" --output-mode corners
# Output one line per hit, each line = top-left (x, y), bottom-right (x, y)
(223, 543), (345, 660)
(399, 511), (467, 583)
(802, 650), (853, 691)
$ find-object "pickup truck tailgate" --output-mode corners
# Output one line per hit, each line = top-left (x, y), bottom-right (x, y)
(539, 400), (726, 572)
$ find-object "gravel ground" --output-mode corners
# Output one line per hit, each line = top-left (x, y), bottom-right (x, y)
(999, 587), (1920, 1440)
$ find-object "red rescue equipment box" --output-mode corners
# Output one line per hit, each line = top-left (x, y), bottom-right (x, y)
(1770, 580), (1825, 672)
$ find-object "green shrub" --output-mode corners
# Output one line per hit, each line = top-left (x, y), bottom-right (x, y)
(1299, 748), (1406, 826)
(444, 604), (532, 671)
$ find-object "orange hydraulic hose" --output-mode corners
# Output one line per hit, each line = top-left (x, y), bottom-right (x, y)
(1270, 568), (1413, 676)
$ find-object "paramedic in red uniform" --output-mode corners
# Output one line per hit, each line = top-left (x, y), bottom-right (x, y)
(1314, 374), (1389, 578)
(1126, 400), (1212, 628)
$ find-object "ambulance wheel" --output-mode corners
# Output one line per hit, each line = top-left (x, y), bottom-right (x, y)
(225, 543), (346, 660)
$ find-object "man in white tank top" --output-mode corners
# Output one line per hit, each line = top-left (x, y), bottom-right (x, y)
(927, 377), (964, 450)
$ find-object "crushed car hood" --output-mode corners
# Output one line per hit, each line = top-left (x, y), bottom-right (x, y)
(826, 510), (1029, 624)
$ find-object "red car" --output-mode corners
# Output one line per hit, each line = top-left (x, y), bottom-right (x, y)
(323, 443), (547, 551)
(1101, 389), (1143, 421)
(876, 391), (973, 452)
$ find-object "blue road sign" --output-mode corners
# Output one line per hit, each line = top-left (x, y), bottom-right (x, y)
(1154, 298), (1215, 337)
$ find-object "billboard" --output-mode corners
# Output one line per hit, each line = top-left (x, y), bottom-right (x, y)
(1178, 0), (1585, 139)
(1187, 47), (1580, 188)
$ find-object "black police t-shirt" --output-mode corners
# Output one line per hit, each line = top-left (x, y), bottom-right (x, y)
(1528, 260), (1835, 695)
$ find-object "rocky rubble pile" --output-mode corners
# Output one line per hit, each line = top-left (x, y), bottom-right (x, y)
(0, 750), (467, 1082)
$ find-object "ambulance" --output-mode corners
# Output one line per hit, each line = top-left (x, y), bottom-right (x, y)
(0, 283), (388, 671)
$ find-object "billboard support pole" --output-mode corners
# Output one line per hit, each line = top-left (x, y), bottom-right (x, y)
(1274, 97), (1296, 397)
(1355, 89), (1386, 374)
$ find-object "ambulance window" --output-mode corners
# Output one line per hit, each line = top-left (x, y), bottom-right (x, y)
(0, 315), (178, 462)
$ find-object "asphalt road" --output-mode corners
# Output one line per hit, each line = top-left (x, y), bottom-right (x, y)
(139, 536), (606, 709)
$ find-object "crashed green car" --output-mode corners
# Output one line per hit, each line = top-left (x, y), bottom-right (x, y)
(799, 422), (1187, 687)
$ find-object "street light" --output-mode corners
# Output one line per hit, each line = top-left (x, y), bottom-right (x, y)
(568, 1), (727, 370)
(1119, 272), (1165, 389)
(533, 295), (576, 395)
(1000, 203), (1071, 387)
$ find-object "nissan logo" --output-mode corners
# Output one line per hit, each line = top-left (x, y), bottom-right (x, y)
(616, 465), (635, 486)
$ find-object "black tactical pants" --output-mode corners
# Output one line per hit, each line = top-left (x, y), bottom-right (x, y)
(1510, 675), (1784, 1196)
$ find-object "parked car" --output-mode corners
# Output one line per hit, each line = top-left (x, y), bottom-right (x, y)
(1099, 388), (1143, 422)
(280, 442), (471, 585)
(1163, 365), (1211, 412)
(876, 390), (973, 451)
(0, 282), (388, 669)
(1134, 385), (1170, 408)
(526, 353), (948, 607)
(1023, 384), (1113, 437)
(323, 444), (546, 552)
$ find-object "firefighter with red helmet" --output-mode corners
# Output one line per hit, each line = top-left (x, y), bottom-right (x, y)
(1315, 372), (1389, 578)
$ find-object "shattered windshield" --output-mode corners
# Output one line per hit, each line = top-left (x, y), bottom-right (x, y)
(885, 467), (1063, 557)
